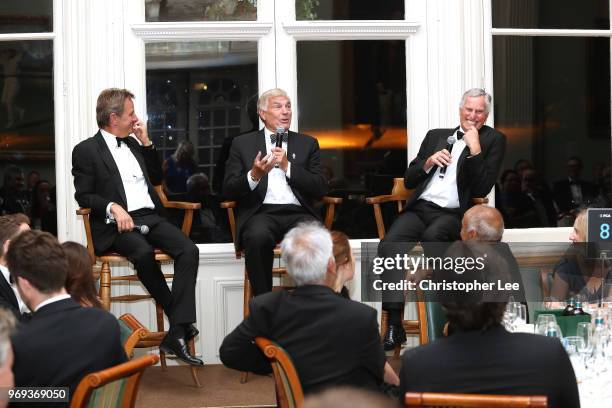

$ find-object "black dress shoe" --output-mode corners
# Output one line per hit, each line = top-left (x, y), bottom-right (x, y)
(185, 324), (199, 341)
(160, 335), (204, 366)
(383, 324), (407, 351)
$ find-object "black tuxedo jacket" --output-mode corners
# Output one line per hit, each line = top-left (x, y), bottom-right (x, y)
(552, 178), (596, 213)
(399, 326), (579, 408)
(72, 131), (164, 254)
(219, 285), (385, 394)
(11, 298), (127, 406)
(222, 129), (328, 243)
(404, 125), (506, 214)
(0, 273), (20, 320)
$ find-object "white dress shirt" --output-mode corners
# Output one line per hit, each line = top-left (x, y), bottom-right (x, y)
(100, 129), (155, 217)
(0, 264), (29, 314)
(419, 127), (467, 209)
(247, 128), (301, 206)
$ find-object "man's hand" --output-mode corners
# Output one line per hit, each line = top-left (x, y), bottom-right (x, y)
(110, 204), (134, 233)
(272, 147), (289, 172)
(250, 151), (276, 181)
(463, 126), (481, 156)
(132, 120), (152, 146)
(424, 149), (452, 172)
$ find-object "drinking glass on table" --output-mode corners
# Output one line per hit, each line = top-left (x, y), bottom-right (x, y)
(514, 303), (527, 325)
(577, 322), (594, 370)
(564, 336), (586, 380)
(535, 314), (556, 335)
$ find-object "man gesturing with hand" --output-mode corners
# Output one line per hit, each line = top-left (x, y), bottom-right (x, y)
(223, 88), (328, 296)
(72, 88), (202, 366)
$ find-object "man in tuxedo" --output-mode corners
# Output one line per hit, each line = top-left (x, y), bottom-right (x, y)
(7, 230), (127, 403)
(399, 242), (579, 408)
(220, 223), (385, 394)
(379, 88), (506, 349)
(0, 215), (29, 320)
(553, 156), (597, 218)
(72, 88), (201, 365)
(223, 88), (328, 296)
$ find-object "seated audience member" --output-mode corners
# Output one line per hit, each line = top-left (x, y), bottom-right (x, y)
(0, 308), (16, 408)
(0, 216), (30, 319)
(220, 223), (386, 395)
(399, 242), (579, 408)
(61, 241), (102, 308)
(550, 209), (612, 305)
(7, 230), (126, 402)
(331, 231), (399, 388)
(460, 205), (526, 304)
(496, 169), (539, 228)
(162, 140), (198, 196)
(553, 156), (597, 219)
(521, 168), (557, 227)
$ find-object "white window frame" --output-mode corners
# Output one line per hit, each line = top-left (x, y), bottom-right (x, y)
(0, 0), (65, 238)
(483, 0), (612, 242)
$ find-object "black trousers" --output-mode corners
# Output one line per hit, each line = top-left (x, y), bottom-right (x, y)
(111, 209), (199, 325)
(378, 200), (461, 311)
(241, 204), (317, 296)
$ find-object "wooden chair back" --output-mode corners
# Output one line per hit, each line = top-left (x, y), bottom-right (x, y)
(255, 337), (304, 408)
(404, 392), (547, 408)
(70, 354), (159, 408)
(365, 177), (414, 240)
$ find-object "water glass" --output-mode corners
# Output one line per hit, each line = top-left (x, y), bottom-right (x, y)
(536, 314), (556, 335)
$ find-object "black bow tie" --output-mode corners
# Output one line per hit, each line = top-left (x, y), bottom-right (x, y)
(456, 131), (464, 139)
(116, 137), (125, 148)
(270, 133), (288, 145)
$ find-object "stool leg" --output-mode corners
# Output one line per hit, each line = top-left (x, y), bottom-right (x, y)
(241, 270), (251, 383)
(155, 302), (167, 371)
(99, 261), (111, 312)
(188, 339), (202, 388)
(394, 310), (405, 357)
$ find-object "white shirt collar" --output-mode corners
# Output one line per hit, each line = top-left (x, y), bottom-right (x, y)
(0, 264), (10, 285)
(35, 293), (71, 312)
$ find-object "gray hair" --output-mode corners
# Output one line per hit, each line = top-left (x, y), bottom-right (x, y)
(465, 207), (504, 242)
(280, 222), (333, 286)
(257, 88), (289, 113)
(460, 88), (492, 114)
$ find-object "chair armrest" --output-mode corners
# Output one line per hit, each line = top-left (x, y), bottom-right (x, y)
(365, 193), (408, 205)
(220, 200), (237, 209)
(76, 208), (91, 216)
(163, 200), (201, 210)
(322, 196), (343, 205)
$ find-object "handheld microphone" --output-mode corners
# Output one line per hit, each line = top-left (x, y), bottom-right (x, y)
(275, 127), (285, 149)
(439, 135), (457, 179)
(274, 127), (285, 168)
(105, 218), (149, 235)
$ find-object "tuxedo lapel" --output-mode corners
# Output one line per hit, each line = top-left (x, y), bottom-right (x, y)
(256, 129), (269, 194)
(94, 132), (128, 206)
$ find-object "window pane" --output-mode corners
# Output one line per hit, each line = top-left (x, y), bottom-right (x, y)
(145, 0), (257, 22)
(297, 40), (407, 238)
(0, 1), (53, 33)
(0, 41), (55, 235)
(296, 0), (403, 20)
(145, 41), (258, 243)
(492, 0), (609, 29)
(493, 36), (611, 229)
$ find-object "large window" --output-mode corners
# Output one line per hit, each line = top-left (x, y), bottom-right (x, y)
(0, 1), (55, 234)
(297, 40), (407, 238)
(491, 0), (612, 230)
(145, 41), (258, 243)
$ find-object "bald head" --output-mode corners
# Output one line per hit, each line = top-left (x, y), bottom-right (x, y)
(460, 205), (504, 242)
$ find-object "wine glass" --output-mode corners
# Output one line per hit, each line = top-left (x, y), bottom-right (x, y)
(514, 303), (527, 326)
(577, 322), (594, 371)
(564, 336), (586, 380)
(535, 314), (556, 335)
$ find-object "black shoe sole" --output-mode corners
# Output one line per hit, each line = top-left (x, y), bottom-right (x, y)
(159, 344), (204, 366)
